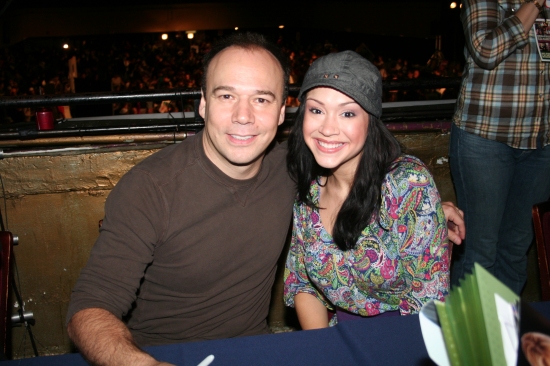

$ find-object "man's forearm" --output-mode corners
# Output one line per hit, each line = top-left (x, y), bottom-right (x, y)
(67, 308), (166, 366)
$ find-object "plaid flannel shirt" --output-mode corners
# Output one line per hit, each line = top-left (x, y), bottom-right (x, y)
(453, 0), (550, 149)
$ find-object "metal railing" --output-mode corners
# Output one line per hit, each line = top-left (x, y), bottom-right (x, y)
(0, 78), (462, 109)
(0, 78), (461, 156)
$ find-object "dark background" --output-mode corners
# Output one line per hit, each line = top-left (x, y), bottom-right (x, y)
(0, 1), (465, 66)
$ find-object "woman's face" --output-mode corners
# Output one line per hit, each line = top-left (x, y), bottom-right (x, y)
(302, 87), (369, 175)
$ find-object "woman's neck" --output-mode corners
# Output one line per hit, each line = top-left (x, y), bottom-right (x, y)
(318, 172), (352, 236)
(318, 158), (360, 235)
(324, 160), (356, 195)
(324, 173), (352, 199)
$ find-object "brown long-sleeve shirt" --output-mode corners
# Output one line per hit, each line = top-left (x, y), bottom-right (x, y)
(67, 130), (295, 346)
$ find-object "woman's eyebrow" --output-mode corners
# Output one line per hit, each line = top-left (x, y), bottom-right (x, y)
(306, 97), (358, 107)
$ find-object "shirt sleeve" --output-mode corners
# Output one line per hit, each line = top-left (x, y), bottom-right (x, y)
(462, 0), (529, 69)
(384, 159), (449, 315)
(283, 202), (333, 310)
(66, 167), (167, 325)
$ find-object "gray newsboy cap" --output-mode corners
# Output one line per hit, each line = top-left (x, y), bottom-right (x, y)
(298, 50), (382, 118)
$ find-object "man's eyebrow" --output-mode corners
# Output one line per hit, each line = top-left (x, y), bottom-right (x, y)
(212, 86), (235, 93)
(212, 87), (277, 99)
(256, 90), (277, 99)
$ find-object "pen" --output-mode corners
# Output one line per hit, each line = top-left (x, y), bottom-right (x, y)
(197, 354), (215, 366)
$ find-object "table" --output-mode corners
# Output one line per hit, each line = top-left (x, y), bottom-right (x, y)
(6, 302), (550, 366)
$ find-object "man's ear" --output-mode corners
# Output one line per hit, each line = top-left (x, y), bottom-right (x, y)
(278, 104), (286, 126)
(198, 91), (206, 119)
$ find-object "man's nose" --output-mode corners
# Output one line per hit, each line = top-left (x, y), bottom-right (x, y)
(232, 99), (254, 125)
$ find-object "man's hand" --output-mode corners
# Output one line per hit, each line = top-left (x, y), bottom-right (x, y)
(442, 201), (465, 245)
(67, 308), (174, 366)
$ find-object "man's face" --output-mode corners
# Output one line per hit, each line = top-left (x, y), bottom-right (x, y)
(199, 47), (285, 179)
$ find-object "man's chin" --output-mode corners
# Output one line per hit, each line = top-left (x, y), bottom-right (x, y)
(227, 154), (264, 168)
(224, 141), (273, 166)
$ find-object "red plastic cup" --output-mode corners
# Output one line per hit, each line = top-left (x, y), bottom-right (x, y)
(35, 107), (54, 130)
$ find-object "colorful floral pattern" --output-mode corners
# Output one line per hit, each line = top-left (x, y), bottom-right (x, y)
(283, 155), (449, 319)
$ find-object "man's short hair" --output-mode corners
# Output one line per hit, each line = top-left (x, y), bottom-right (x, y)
(201, 32), (290, 103)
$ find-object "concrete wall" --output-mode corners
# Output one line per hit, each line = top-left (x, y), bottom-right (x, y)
(2, 149), (156, 357)
(0, 130), (461, 358)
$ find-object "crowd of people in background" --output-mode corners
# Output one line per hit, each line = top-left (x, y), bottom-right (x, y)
(0, 30), (464, 124)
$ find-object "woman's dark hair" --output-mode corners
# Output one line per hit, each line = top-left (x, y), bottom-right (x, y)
(287, 101), (402, 251)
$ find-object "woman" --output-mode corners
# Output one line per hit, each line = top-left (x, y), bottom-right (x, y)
(284, 51), (449, 328)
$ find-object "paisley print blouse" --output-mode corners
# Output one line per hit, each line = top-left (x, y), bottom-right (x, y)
(283, 155), (449, 319)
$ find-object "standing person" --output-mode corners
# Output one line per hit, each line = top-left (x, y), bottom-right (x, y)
(68, 52), (78, 93)
(450, 0), (550, 294)
(284, 51), (449, 327)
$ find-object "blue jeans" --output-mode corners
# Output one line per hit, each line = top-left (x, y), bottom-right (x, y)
(449, 123), (550, 294)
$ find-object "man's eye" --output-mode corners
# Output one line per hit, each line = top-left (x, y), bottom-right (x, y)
(257, 98), (267, 103)
(220, 94), (232, 99)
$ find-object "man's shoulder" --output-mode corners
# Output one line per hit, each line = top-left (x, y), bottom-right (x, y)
(264, 140), (288, 167)
(131, 134), (200, 183)
(263, 140), (293, 184)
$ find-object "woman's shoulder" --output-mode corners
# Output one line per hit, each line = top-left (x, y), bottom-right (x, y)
(386, 154), (432, 181)
(390, 154), (427, 168)
(378, 155), (439, 227)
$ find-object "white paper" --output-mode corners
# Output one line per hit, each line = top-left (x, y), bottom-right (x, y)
(419, 300), (450, 366)
(495, 293), (519, 366)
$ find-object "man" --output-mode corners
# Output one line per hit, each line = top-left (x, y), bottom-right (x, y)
(67, 32), (295, 365)
(450, 0), (550, 293)
(67, 33), (465, 365)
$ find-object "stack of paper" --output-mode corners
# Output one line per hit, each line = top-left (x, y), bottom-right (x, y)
(420, 263), (520, 366)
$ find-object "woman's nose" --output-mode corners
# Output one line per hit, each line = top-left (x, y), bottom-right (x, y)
(318, 115), (339, 136)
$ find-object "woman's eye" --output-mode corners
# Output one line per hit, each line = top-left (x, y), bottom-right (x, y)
(309, 108), (322, 114)
(342, 111), (355, 118)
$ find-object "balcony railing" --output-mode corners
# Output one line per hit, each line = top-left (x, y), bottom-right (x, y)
(0, 78), (461, 157)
